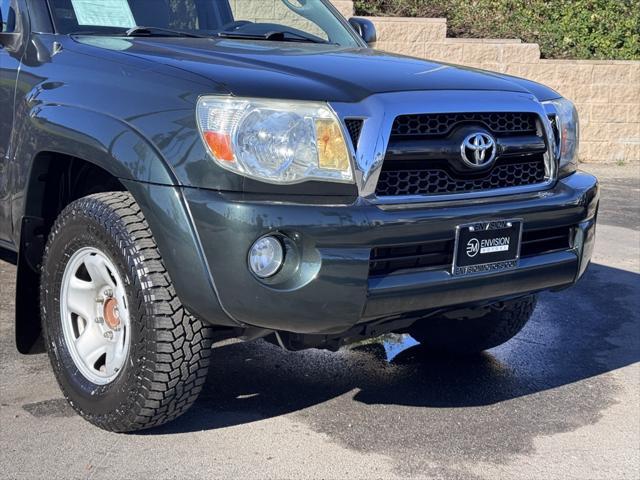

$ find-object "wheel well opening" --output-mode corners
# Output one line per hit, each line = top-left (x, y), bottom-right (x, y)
(25, 152), (126, 234)
(17, 152), (126, 354)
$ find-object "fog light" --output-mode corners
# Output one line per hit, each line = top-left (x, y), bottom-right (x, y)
(248, 236), (284, 278)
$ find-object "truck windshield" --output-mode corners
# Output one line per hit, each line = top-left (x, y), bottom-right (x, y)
(46, 0), (361, 47)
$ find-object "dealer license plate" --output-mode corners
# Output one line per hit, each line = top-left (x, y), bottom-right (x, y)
(452, 220), (523, 276)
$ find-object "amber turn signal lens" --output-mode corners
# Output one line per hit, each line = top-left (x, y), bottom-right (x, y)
(315, 119), (350, 171)
(204, 131), (235, 162)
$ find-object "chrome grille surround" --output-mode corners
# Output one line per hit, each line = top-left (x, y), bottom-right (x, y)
(330, 91), (559, 205)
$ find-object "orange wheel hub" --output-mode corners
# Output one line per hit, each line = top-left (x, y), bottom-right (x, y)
(103, 297), (121, 330)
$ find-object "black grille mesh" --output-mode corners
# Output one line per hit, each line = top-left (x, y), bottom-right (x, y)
(344, 118), (364, 150)
(376, 159), (546, 196)
(370, 240), (454, 276)
(392, 112), (537, 137)
(369, 226), (573, 276)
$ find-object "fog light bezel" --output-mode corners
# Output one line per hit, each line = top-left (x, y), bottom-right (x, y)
(248, 235), (285, 279)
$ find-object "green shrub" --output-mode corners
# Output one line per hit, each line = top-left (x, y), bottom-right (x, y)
(354, 0), (640, 60)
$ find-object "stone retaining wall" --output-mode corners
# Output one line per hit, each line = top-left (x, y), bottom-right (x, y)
(333, 2), (639, 164)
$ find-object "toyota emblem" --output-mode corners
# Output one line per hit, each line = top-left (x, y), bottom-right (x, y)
(461, 132), (497, 168)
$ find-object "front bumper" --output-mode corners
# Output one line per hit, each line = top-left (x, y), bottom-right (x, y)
(181, 171), (598, 334)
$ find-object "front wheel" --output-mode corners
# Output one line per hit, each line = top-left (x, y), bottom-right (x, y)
(41, 192), (213, 432)
(408, 296), (537, 355)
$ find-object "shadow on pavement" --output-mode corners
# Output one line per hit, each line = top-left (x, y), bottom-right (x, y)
(140, 262), (639, 436)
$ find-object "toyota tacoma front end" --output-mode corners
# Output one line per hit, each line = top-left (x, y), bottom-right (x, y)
(0, 0), (597, 432)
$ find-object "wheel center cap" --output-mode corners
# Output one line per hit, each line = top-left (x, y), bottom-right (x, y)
(103, 297), (121, 330)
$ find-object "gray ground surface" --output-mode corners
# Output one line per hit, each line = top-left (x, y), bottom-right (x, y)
(1, 164), (638, 480)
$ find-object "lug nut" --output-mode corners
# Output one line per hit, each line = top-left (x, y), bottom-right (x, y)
(95, 316), (105, 324)
(103, 331), (114, 340)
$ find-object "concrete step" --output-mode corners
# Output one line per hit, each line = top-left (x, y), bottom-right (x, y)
(367, 17), (448, 43)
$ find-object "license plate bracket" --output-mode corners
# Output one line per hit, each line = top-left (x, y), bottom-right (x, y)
(452, 219), (523, 276)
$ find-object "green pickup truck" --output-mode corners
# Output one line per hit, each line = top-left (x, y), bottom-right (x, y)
(0, 0), (598, 431)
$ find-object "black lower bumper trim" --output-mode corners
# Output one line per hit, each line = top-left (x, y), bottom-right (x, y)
(364, 251), (578, 320)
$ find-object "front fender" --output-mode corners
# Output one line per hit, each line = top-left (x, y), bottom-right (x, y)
(11, 102), (178, 238)
(11, 105), (239, 342)
(15, 103), (177, 186)
(121, 180), (240, 328)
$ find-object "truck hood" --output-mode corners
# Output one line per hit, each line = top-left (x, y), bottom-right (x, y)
(73, 36), (559, 103)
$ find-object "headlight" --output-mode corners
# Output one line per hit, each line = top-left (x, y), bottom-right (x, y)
(543, 98), (579, 176)
(196, 96), (353, 184)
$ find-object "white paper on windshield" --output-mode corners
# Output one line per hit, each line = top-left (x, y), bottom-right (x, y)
(70, 0), (136, 28)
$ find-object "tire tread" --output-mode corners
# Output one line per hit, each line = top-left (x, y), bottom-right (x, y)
(41, 192), (212, 432)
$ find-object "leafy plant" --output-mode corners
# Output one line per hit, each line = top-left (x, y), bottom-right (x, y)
(354, 0), (640, 60)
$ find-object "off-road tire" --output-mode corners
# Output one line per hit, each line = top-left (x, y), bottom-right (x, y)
(408, 296), (537, 355)
(41, 192), (213, 432)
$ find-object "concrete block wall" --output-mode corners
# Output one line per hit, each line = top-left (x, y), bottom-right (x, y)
(331, 0), (355, 17)
(230, 0), (326, 38)
(330, 1), (639, 164)
(228, 0), (355, 18)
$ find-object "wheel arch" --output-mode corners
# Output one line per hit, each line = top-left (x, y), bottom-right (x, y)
(15, 104), (178, 187)
(11, 103), (181, 353)
(15, 152), (237, 353)
(12, 103), (180, 243)
(15, 152), (130, 353)
(13, 104), (242, 353)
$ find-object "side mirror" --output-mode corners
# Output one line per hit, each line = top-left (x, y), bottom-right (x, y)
(349, 17), (377, 45)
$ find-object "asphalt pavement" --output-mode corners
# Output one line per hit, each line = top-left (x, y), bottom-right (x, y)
(1, 164), (638, 480)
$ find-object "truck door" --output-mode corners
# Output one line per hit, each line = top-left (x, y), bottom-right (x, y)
(0, 0), (20, 244)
